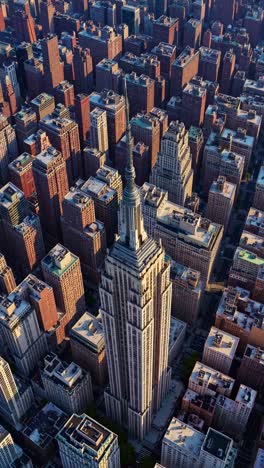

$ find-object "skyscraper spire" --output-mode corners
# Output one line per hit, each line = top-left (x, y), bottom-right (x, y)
(119, 76), (147, 250)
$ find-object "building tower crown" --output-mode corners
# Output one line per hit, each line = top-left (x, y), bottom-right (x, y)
(119, 76), (147, 250)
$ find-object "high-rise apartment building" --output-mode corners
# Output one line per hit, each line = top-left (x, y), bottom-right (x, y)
(96, 165), (123, 205)
(189, 361), (235, 398)
(0, 183), (45, 277)
(0, 425), (32, 467)
(154, 203), (223, 285)
(39, 114), (82, 185)
(41, 352), (93, 414)
(161, 418), (237, 468)
(8, 152), (36, 198)
(0, 357), (34, 425)
(32, 147), (69, 244)
(170, 261), (203, 325)
(202, 141), (244, 197)
(80, 176), (118, 245)
(41, 33), (64, 93)
(0, 253), (16, 294)
(83, 147), (106, 179)
(126, 72), (155, 117)
(202, 327), (239, 375)
(73, 46), (93, 95)
(40, 0), (55, 35)
(171, 46), (199, 96)
(90, 107), (109, 156)
(74, 94), (90, 147)
(96, 58), (119, 92)
(70, 311), (108, 385)
(0, 114), (18, 185)
(206, 176), (236, 232)
(150, 121), (193, 205)
(215, 287), (264, 352)
(61, 187), (106, 284)
(131, 112), (160, 169)
(14, 107), (38, 152)
(30, 93), (55, 121)
(152, 15), (178, 46)
(55, 81), (74, 108)
(0, 292), (48, 376)
(238, 345), (264, 392)
(121, 5), (140, 35)
(220, 50), (236, 95)
(183, 18), (202, 50)
(99, 81), (172, 440)
(89, 89), (126, 156)
(198, 47), (221, 82)
(41, 244), (85, 321)
(56, 413), (120, 468)
(79, 24), (122, 66)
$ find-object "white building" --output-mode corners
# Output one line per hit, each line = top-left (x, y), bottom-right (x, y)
(0, 293), (47, 376)
(99, 82), (172, 440)
(161, 417), (205, 468)
(188, 362), (235, 398)
(215, 384), (257, 435)
(41, 352), (93, 414)
(150, 121), (193, 206)
(56, 413), (120, 468)
(0, 357), (34, 426)
(202, 327), (239, 374)
(161, 418), (237, 468)
(90, 107), (109, 155)
(0, 425), (33, 467)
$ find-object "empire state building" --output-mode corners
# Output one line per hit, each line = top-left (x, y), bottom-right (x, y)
(99, 78), (172, 441)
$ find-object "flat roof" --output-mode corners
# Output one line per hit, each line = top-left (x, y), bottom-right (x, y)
(201, 428), (232, 461)
(236, 247), (264, 266)
(70, 312), (105, 351)
(163, 417), (205, 457)
(204, 326), (239, 359)
(42, 244), (78, 277)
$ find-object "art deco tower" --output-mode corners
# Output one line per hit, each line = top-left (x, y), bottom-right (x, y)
(99, 79), (172, 441)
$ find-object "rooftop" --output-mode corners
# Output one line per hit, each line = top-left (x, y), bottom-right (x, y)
(235, 247), (264, 266)
(34, 146), (62, 167)
(81, 177), (115, 202)
(31, 93), (54, 107)
(210, 176), (236, 199)
(170, 261), (202, 290)
(201, 428), (232, 462)
(216, 286), (264, 333)
(70, 312), (105, 352)
(235, 384), (257, 408)
(244, 344), (264, 366)
(245, 207), (264, 233)
(156, 202), (221, 249)
(140, 182), (167, 209)
(204, 326), (239, 359)
(163, 417), (205, 456)
(42, 244), (78, 277)
(43, 353), (85, 389)
(0, 182), (24, 208)
(9, 153), (33, 173)
(23, 402), (67, 450)
(220, 127), (254, 148)
(56, 413), (116, 455)
(190, 361), (235, 395)
(240, 231), (264, 255)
